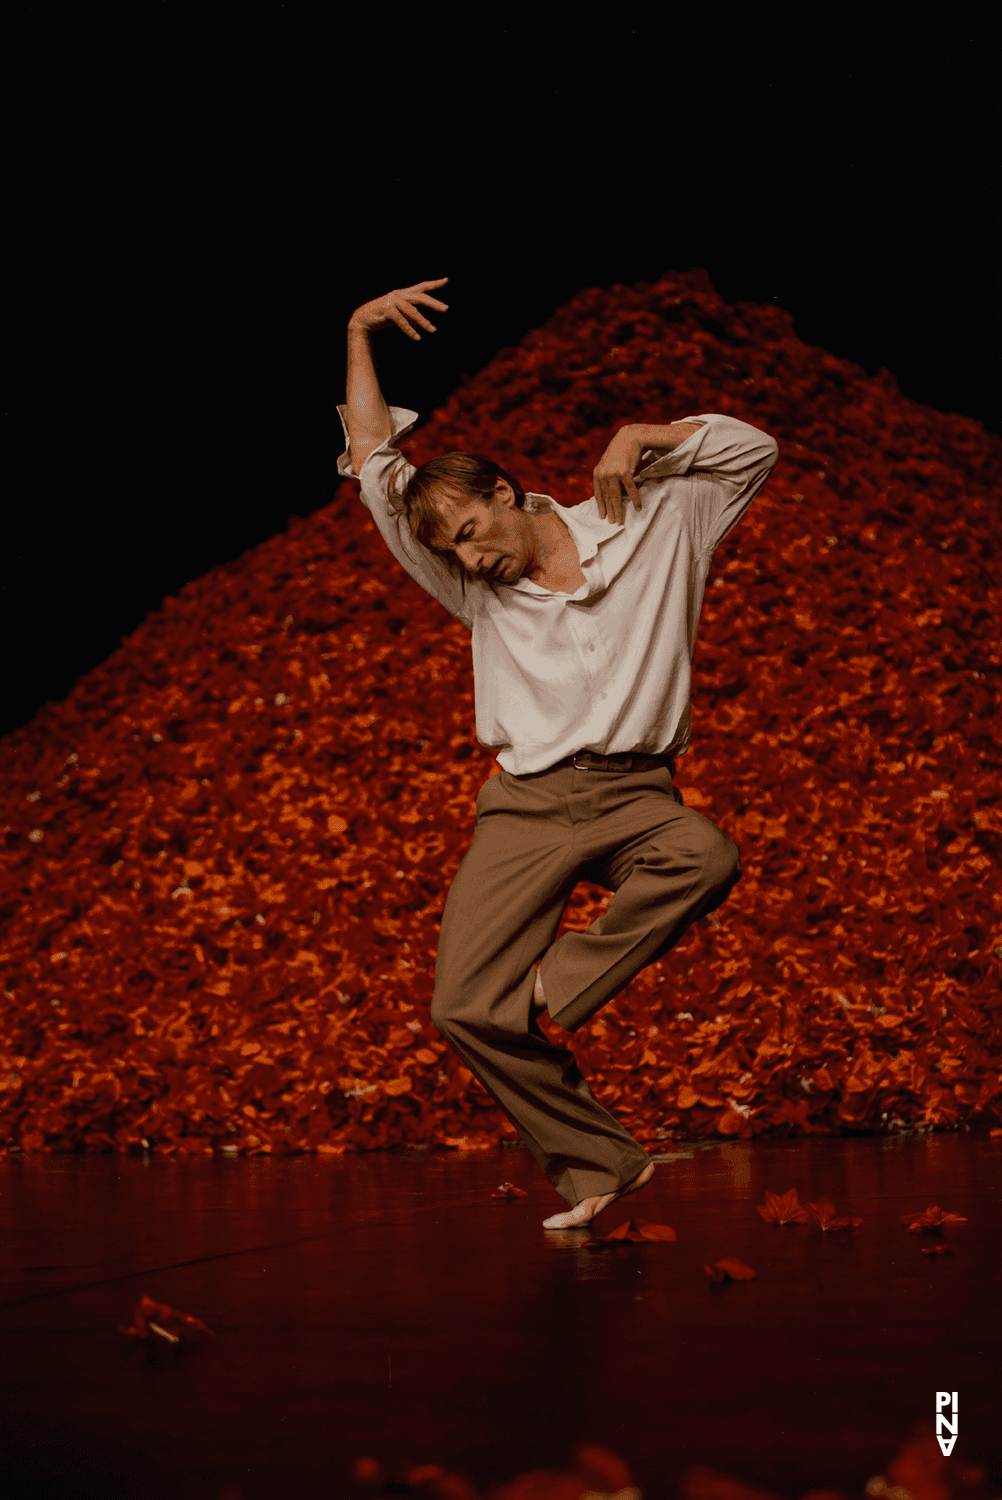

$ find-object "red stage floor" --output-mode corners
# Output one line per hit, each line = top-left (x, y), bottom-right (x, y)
(2, 1134), (999, 1499)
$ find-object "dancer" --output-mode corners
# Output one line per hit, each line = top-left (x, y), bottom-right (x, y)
(339, 278), (778, 1228)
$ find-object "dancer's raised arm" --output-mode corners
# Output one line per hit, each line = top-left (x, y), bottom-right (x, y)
(345, 279), (449, 474)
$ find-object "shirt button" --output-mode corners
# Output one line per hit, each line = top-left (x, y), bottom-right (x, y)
(601, 692), (607, 700)
(589, 644), (596, 652)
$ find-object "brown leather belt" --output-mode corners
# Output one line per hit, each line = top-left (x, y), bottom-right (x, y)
(556, 750), (676, 774)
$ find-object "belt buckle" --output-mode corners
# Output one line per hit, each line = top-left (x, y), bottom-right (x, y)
(572, 753), (631, 771)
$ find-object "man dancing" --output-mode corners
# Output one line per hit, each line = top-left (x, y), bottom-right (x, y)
(339, 277), (779, 1229)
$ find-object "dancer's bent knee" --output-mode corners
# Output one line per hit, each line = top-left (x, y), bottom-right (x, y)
(703, 831), (741, 893)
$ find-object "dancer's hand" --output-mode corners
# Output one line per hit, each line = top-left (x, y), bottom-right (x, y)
(593, 426), (645, 523)
(349, 279), (450, 341)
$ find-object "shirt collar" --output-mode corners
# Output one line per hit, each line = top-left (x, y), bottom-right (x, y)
(510, 494), (623, 594)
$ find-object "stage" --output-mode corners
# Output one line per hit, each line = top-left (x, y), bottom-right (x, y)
(3, 1133), (998, 1499)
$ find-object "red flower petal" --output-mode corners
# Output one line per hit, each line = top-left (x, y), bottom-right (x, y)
(583, 1217), (676, 1246)
(757, 1189), (810, 1225)
(805, 1197), (862, 1230)
(491, 1182), (528, 1198)
(705, 1257), (756, 1282)
(900, 1204), (969, 1232)
(631, 1219), (677, 1242)
(119, 1294), (215, 1342)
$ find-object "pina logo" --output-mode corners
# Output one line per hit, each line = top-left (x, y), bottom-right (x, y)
(936, 1391), (958, 1456)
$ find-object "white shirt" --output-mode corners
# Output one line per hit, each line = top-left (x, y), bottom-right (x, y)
(336, 406), (778, 775)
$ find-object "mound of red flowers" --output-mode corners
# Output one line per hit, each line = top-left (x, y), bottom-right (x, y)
(1, 269), (999, 1155)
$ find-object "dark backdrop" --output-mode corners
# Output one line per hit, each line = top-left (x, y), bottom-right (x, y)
(7, 15), (999, 739)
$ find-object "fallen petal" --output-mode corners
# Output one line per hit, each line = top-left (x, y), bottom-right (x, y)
(901, 1204), (969, 1232)
(705, 1256), (757, 1281)
(583, 1217), (676, 1246)
(491, 1182), (528, 1199)
(758, 1188), (809, 1224)
(806, 1198), (862, 1230)
(631, 1220), (677, 1242)
(806, 1195), (837, 1224)
(120, 1294), (215, 1342)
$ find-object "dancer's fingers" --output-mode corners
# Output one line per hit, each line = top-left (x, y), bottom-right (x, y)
(402, 302), (439, 332)
(594, 467), (633, 524)
(388, 307), (421, 341)
(400, 277), (449, 303)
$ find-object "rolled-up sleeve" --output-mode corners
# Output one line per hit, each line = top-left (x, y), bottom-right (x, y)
(634, 413), (779, 558)
(336, 405), (477, 628)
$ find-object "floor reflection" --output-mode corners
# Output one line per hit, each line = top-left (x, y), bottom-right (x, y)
(1, 1135), (999, 1498)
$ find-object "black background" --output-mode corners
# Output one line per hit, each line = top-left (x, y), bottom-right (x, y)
(7, 13), (999, 739)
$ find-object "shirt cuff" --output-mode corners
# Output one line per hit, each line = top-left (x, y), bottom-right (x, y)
(634, 416), (708, 482)
(336, 405), (420, 479)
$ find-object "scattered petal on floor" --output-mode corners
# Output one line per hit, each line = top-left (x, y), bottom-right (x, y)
(583, 1217), (676, 1245)
(491, 1182), (528, 1198)
(119, 1294), (215, 1343)
(757, 1189), (810, 1225)
(805, 1196), (863, 1230)
(705, 1257), (757, 1282)
(900, 1204), (969, 1233)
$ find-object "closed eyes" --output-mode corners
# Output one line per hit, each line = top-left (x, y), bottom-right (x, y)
(430, 520), (477, 558)
(442, 526), (474, 554)
(431, 531), (469, 559)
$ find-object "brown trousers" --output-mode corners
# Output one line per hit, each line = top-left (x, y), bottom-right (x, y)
(430, 761), (741, 1206)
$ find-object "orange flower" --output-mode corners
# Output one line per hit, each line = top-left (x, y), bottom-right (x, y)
(805, 1196), (862, 1230)
(900, 1204), (968, 1233)
(757, 1188), (809, 1225)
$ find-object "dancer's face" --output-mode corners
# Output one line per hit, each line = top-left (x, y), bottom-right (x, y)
(431, 481), (534, 584)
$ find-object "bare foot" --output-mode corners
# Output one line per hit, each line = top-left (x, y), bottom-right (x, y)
(542, 1159), (656, 1229)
